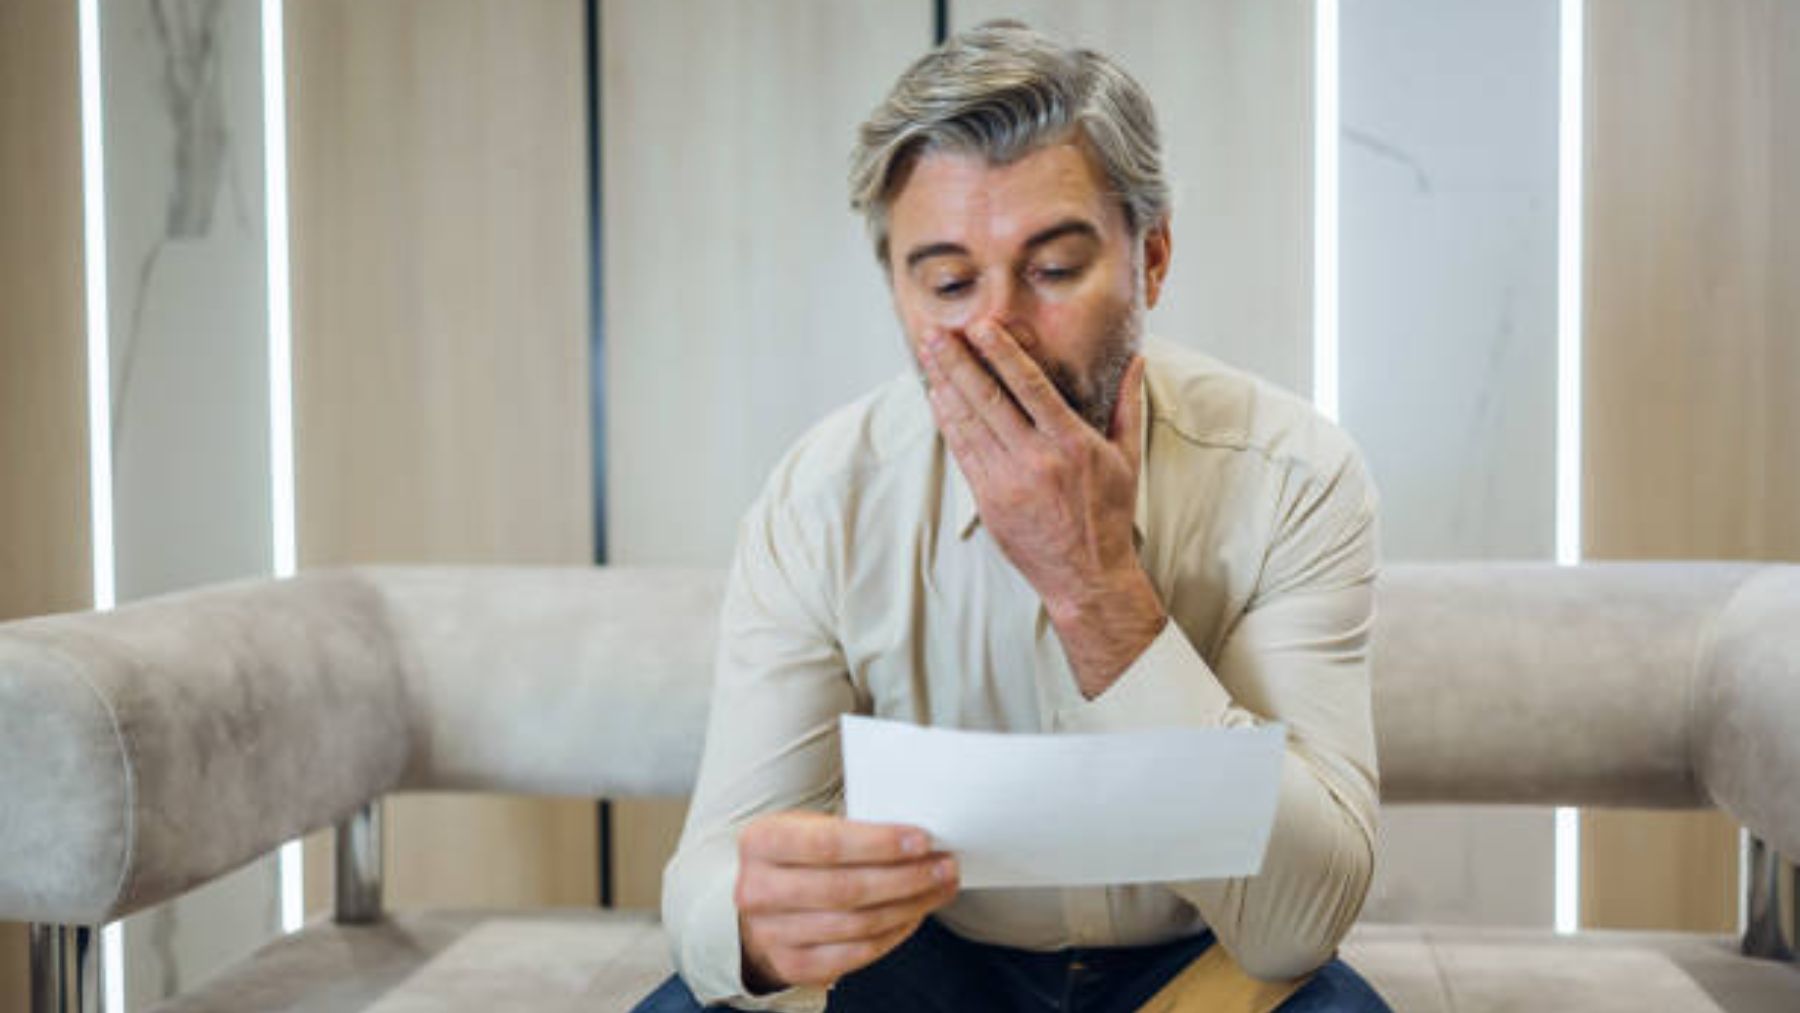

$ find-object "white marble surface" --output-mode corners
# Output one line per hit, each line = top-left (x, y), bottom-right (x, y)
(101, 0), (281, 1005)
(1338, 0), (1561, 927)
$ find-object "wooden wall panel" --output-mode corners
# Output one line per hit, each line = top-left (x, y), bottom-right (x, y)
(0, 0), (92, 619)
(602, 0), (930, 569)
(954, 0), (1317, 395)
(615, 800), (690, 912)
(1581, 0), (1800, 931)
(287, 0), (596, 914)
(0, 0), (92, 1003)
(600, 0), (933, 909)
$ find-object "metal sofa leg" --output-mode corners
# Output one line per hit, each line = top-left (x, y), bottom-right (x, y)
(28, 924), (101, 1013)
(1743, 835), (1797, 961)
(335, 800), (384, 925)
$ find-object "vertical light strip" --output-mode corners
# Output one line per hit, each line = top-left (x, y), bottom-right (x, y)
(262, 0), (305, 936)
(1555, 0), (1585, 569)
(78, 0), (128, 1006)
(1737, 827), (1750, 936)
(1312, 0), (1340, 421)
(1554, 807), (1581, 933)
(77, 0), (114, 611)
(1554, 0), (1586, 938)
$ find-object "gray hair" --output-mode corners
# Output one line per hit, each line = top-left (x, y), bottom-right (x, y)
(849, 20), (1170, 266)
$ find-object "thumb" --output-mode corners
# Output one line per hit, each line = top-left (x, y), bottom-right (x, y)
(1107, 355), (1147, 473)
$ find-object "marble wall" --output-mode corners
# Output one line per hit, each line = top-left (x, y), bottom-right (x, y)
(100, 0), (283, 1005)
(1338, 0), (1561, 926)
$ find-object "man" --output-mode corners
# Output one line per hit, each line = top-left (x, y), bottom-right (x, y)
(638, 20), (1390, 1012)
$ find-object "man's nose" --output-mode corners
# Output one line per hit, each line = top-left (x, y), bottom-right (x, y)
(972, 273), (1035, 346)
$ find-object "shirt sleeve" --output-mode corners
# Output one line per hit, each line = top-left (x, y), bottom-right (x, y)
(1055, 436), (1382, 983)
(659, 482), (854, 1012)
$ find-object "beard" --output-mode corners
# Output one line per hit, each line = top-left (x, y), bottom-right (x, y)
(1040, 308), (1140, 435)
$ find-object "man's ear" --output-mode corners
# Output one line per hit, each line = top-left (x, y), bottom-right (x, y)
(1141, 217), (1173, 309)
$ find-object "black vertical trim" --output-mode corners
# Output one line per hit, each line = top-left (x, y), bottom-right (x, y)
(598, 798), (616, 909)
(587, 0), (608, 569)
(934, 0), (949, 44)
(587, 0), (616, 911)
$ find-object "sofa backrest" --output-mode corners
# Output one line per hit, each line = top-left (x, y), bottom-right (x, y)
(2, 561), (1796, 925)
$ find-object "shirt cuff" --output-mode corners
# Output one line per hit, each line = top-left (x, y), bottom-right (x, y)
(684, 873), (831, 1012)
(1053, 618), (1233, 733)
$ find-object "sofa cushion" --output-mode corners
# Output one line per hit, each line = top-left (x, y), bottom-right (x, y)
(145, 910), (671, 1013)
(148, 911), (1800, 1012)
(1346, 924), (1800, 1012)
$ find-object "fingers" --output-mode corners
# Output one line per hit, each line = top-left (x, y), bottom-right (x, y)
(738, 854), (958, 914)
(921, 328), (1030, 452)
(768, 918), (923, 988)
(1108, 354), (1146, 473)
(924, 368), (1001, 483)
(966, 321), (1081, 439)
(737, 814), (963, 990)
(751, 879), (958, 948)
(741, 812), (931, 866)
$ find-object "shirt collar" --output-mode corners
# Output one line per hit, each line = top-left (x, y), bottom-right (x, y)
(947, 367), (1152, 543)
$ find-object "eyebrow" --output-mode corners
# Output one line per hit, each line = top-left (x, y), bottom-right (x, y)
(902, 218), (1102, 270)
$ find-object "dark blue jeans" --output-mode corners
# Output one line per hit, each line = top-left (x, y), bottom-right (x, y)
(632, 916), (1392, 1012)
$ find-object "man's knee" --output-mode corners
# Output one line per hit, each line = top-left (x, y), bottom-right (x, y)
(1275, 958), (1394, 1012)
(630, 974), (707, 1013)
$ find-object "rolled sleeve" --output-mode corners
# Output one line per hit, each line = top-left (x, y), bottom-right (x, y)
(1054, 618), (1235, 733)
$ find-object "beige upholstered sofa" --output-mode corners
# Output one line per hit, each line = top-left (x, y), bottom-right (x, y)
(2, 563), (1797, 1011)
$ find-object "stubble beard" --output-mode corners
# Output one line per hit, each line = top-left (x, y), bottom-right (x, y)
(1041, 303), (1141, 437)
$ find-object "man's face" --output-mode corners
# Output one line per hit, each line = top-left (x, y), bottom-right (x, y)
(885, 138), (1171, 433)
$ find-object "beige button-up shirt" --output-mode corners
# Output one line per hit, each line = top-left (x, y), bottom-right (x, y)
(662, 336), (1381, 1011)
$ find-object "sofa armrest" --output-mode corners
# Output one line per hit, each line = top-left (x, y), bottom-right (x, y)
(0, 570), (410, 924)
(1697, 567), (1800, 860)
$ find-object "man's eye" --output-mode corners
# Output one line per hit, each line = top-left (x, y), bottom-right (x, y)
(933, 279), (973, 299)
(1032, 264), (1081, 283)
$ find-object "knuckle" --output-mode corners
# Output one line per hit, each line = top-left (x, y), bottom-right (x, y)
(920, 861), (948, 890)
(1026, 451), (1061, 482)
(807, 824), (837, 864)
(769, 951), (807, 986)
(734, 871), (768, 913)
(827, 874), (865, 909)
(789, 950), (841, 988)
(832, 908), (878, 939)
(744, 814), (790, 858)
(990, 484), (1026, 513)
(737, 822), (764, 859)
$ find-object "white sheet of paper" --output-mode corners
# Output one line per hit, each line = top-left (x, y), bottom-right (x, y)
(840, 714), (1286, 889)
